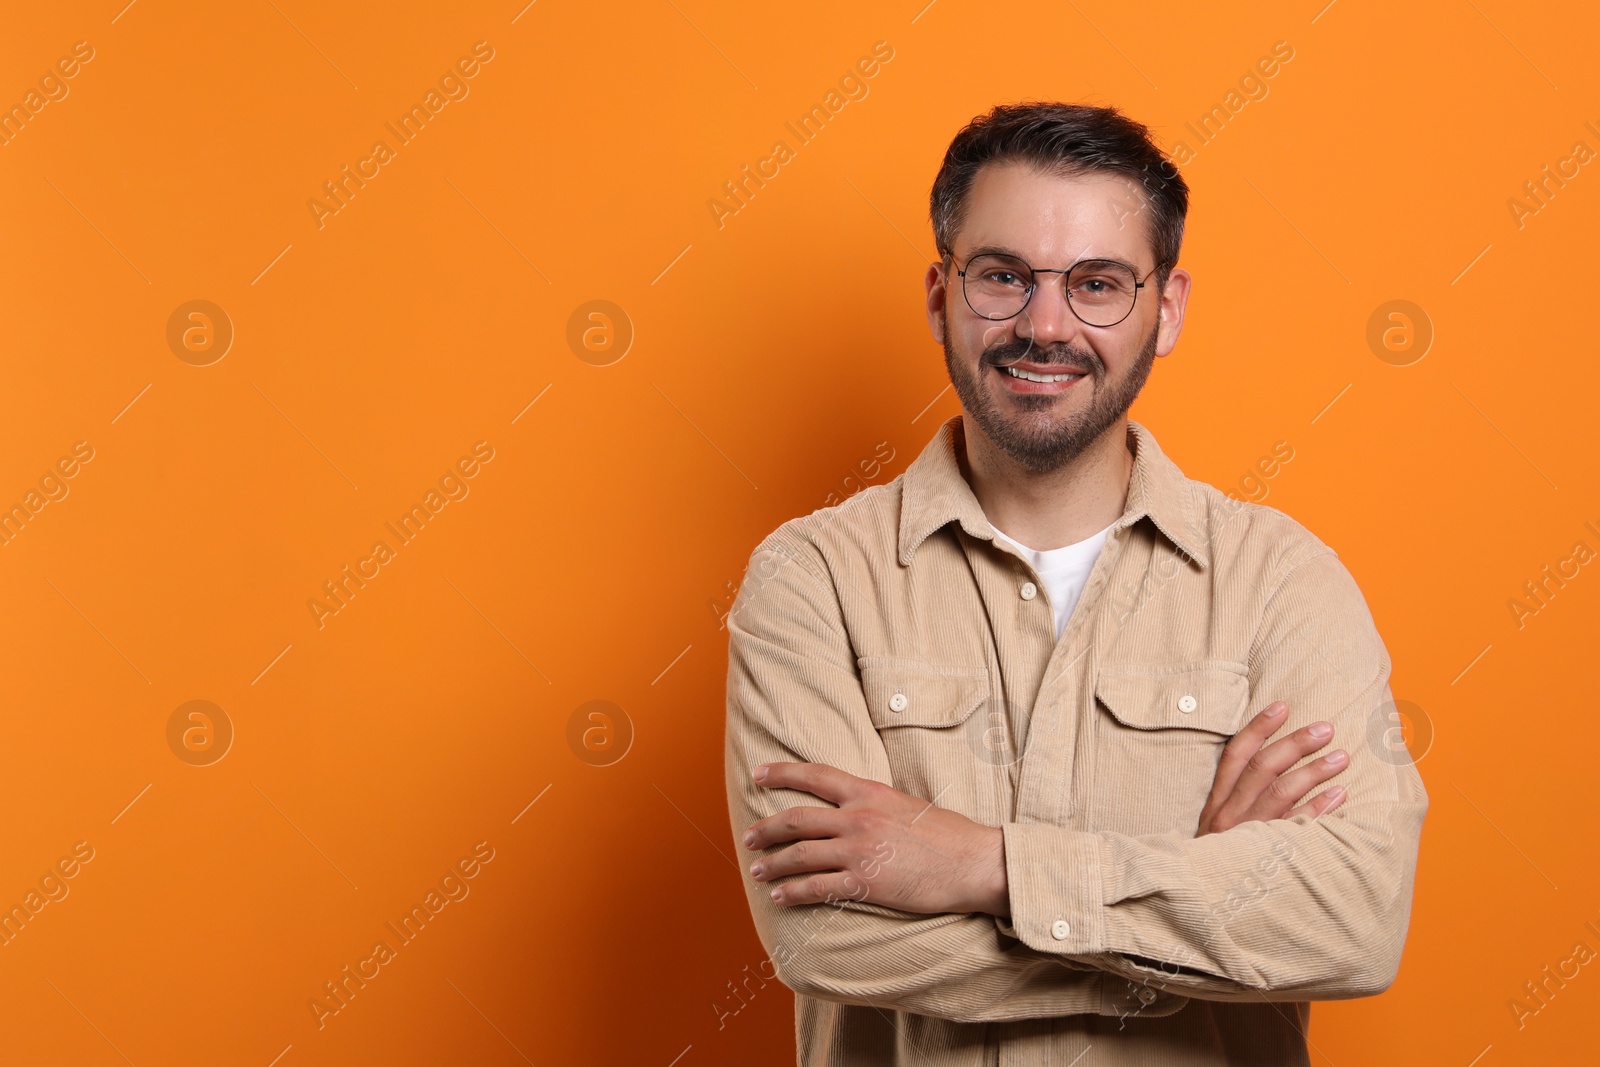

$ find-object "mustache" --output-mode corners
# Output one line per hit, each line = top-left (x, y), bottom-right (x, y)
(980, 337), (1103, 374)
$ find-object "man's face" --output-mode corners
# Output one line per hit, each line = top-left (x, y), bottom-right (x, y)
(925, 161), (1189, 472)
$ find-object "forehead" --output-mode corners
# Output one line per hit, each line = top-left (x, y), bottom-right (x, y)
(957, 160), (1152, 266)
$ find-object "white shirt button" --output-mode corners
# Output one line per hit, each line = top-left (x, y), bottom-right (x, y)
(1020, 581), (1038, 601)
(1178, 694), (1198, 714)
(889, 692), (908, 713)
(1051, 919), (1071, 940)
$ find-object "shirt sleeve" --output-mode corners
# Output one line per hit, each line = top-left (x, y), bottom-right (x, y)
(1000, 547), (1430, 1002)
(723, 528), (1180, 1024)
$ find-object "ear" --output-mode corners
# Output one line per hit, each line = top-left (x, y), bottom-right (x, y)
(1153, 266), (1192, 358)
(925, 258), (951, 345)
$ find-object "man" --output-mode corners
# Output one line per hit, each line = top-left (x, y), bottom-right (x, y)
(723, 102), (1428, 1065)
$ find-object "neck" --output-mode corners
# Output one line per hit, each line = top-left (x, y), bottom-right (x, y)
(957, 414), (1133, 551)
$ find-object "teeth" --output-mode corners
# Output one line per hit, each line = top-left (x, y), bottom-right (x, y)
(1005, 366), (1083, 383)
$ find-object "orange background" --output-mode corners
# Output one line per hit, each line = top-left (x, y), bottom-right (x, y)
(2, 1), (1597, 1064)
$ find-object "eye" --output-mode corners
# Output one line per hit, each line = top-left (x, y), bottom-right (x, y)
(978, 265), (1031, 287)
(1071, 271), (1132, 296)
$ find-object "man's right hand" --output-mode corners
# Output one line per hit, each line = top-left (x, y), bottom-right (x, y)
(1196, 701), (1349, 836)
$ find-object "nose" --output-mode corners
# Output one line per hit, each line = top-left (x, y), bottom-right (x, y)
(1013, 272), (1085, 349)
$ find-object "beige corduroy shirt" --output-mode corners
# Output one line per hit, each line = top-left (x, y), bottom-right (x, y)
(723, 415), (1428, 1066)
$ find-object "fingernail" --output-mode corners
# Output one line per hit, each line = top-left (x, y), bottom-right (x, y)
(770, 887), (783, 903)
(1266, 703), (1287, 717)
(750, 862), (765, 879)
(1308, 722), (1331, 738)
(742, 831), (755, 847)
(1325, 750), (1348, 765)
(753, 765), (768, 782)
(1326, 786), (1345, 801)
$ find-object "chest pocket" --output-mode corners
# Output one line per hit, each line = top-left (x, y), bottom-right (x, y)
(858, 660), (996, 821)
(1091, 664), (1252, 836)
(861, 662), (988, 729)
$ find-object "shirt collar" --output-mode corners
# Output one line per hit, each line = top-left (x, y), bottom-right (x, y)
(896, 415), (1212, 570)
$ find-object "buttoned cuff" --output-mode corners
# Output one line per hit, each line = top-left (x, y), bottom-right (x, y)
(1001, 822), (1106, 958)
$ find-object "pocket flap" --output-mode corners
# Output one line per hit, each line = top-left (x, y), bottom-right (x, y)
(1095, 666), (1251, 736)
(859, 661), (989, 729)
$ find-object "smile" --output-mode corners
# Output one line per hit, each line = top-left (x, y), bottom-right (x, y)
(1003, 366), (1084, 383)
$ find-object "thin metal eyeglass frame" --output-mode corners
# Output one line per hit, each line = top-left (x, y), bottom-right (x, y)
(946, 250), (1160, 328)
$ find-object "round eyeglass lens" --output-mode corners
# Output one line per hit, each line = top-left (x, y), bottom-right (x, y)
(1065, 260), (1138, 326)
(961, 255), (1141, 327)
(962, 254), (1033, 320)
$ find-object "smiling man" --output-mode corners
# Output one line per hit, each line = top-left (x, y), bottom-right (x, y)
(723, 103), (1428, 1066)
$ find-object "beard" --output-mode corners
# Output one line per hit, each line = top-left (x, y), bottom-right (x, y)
(942, 313), (1160, 473)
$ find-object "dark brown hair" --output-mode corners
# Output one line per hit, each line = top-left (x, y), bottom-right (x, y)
(929, 102), (1189, 293)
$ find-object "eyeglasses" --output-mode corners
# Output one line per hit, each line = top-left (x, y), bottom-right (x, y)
(948, 250), (1158, 328)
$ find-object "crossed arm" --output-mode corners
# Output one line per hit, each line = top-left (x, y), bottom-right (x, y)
(723, 538), (1428, 1019)
(742, 696), (1350, 916)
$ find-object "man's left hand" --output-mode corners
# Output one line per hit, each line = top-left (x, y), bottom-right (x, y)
(742, 762), (1008, 917)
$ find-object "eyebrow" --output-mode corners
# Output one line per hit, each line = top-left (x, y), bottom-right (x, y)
(960, 244), (1143, 274)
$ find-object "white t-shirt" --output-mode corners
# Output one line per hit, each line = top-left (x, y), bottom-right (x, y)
(990, 520), (1115, 639)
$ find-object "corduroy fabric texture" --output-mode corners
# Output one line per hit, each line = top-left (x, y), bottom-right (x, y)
(724, 416), (1428, 1066)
